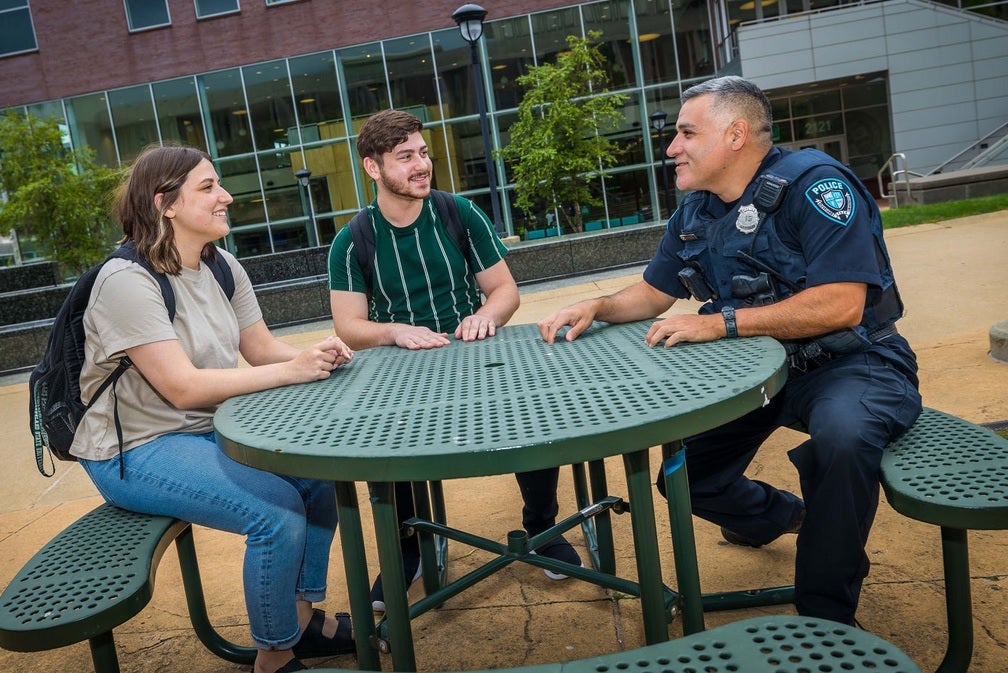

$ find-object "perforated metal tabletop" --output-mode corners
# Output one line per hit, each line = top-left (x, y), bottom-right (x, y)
(215, 321), (786, 672)
(215, 321), (786, 482)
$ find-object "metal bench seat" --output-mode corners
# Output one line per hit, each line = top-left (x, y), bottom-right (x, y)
(0, 502), (255, 673)
(318, 615), (921, 673)
(880, 407), (1008, 673)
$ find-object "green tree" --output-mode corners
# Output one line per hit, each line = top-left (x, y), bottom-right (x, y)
(498, 31), (628, 234)
(0, 111), (121, 277)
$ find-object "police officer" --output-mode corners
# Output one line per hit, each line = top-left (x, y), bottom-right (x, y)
(537, 76), (922, 626)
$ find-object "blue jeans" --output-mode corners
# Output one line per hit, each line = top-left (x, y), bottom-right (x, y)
(79, 432), (337, 651)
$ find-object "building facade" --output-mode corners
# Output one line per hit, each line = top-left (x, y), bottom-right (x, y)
(1, 0), (1006, 260)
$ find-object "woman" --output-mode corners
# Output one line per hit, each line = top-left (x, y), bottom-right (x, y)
(73, 144), (354, 673)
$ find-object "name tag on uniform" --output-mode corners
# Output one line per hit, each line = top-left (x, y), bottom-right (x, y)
(679, 233), (698, 241)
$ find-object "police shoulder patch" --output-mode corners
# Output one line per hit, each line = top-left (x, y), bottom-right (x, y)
(804, 178), (856, 225)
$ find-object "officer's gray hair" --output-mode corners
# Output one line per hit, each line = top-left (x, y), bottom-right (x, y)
(682, 76), (773, 143)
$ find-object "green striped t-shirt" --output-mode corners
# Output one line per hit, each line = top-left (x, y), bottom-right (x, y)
(328, 194), (508, 333)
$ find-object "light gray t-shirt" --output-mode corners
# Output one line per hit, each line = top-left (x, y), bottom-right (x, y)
(71, 249), (261, 461)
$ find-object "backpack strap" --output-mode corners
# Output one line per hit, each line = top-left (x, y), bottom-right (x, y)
(206, 249), (236, 301)
(430, 189), (471, 270)
(108, 242), (236, 319)
(348, 207), (377, 300)
(91, 242), (235, 477)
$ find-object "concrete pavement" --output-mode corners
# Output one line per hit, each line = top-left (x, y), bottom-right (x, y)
(1, 212), (1006, 672)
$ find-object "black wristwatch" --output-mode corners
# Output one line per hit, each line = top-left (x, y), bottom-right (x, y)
(721, 306), (738, 338)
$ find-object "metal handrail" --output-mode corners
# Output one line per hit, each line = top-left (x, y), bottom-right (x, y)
(877, 153), (921, 208)
(961, 132), (1008, 170)
(931, 120), (1008, 174)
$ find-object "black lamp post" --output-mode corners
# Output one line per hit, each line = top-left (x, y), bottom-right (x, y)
(453, 3), (504, 235)
(649, 110), (674, 218)
(295, 167), (318, 247)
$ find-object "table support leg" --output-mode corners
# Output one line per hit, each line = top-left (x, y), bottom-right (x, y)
(174, 525), (257, 664)
(660, 441), (705, 635)
(936, 526), (973, 673)
(410, 481), (448, 596)
(334, 482), (382, 671)
(370, 481), (417, 671)
(623, 449), (669, 644)
(573, 461), (616, 574)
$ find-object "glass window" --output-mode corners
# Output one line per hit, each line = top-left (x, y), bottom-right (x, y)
(195, 0), (239, 19)
(530, 7), (582, 66)
(583, 0), (636, 89)
(339, 43), (391, 120)
(790, 89), (841, 117)
(124, 0), (170, 31)
(25, 100), (66, 126)
(289, 51), (346, 140)
(218, 155), (264, 228)
(201, 68), (254, 156)
(384, 34), (440, 119)
(302, 140), (357, 215)
(0, 0), (37, 56)
(108, 85), (159, 163)
(483, 17), (534, 112)
(603, 166), (652, 222)
(672, 0), (714, 79)
(794, 112), (843, 141)
(242, 60), (295, 152)
(434, 28), (479, 118)
(842, 73), (887, 109)
(262, 148), (308, 222)
(443, 118), (491, 194)
(153, 77), (207, 150)
(844, 105), (891, 179)
(635, 0), (676, 85)
(64, 93), (118, 166)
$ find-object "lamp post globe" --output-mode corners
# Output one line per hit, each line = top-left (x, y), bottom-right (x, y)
(648, 109), (667, 132)
(452, 4), (487, 43)
(295, 168), (311, 188)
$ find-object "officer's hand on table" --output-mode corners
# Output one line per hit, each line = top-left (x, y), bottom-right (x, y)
(393, 325), (451, 350)
(646, 313), (726, 347)
(455, 315), (497, 342)
(538, 301), (599, 343)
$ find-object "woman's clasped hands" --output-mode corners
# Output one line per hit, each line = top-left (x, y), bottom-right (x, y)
(296, 335), (354, 381)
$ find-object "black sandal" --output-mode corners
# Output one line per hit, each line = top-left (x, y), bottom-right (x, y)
(274, 658), (308, 673)
(292, 608), (356, 659)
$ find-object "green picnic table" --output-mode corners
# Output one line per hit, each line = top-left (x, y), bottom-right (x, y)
(214, 321), (787, 671)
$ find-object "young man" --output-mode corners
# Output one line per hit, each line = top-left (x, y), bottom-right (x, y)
(328, 109), (582, 613)
(537, 76), (922, 626)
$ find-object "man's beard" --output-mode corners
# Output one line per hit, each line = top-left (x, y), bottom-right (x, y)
(379, 168), (431, 200)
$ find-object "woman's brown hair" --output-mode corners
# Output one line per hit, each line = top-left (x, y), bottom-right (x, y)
(115, 144), (219, 275)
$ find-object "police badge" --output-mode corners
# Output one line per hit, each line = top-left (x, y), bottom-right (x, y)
(735, 204), (760, 234)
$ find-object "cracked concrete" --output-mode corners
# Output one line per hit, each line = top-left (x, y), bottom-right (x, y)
(1, 212), (1006, 672)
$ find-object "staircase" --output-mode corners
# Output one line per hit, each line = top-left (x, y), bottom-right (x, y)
(878, 121), (1008, 208)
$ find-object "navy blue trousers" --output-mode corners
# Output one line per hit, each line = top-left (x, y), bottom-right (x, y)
(659, 336), (921, 624)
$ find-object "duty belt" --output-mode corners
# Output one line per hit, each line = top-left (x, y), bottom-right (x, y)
(787, 324), (899, 374)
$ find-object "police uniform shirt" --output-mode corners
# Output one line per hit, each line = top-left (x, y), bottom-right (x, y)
(643, 147), (884, 305)
(328, 194), (508, 333)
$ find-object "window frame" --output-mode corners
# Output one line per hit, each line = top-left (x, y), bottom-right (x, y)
(194, 0), (240, 20)
(0, 0), (38, 58)
(123, 0), (171, 32)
